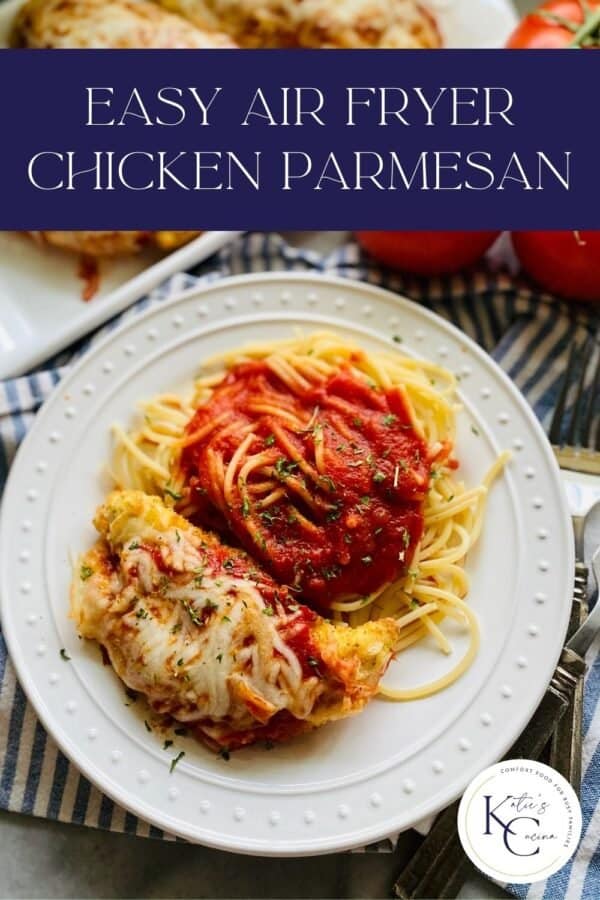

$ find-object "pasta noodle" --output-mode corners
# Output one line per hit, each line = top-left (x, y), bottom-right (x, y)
(111, 330), (509, 701)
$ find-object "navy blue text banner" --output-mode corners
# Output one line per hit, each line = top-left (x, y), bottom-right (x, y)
(0, 49), (595, 230)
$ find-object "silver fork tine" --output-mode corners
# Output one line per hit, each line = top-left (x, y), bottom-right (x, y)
(549, 339), (579, 446)
(581, 343), (600, 451)
(566, 336), (594, 447)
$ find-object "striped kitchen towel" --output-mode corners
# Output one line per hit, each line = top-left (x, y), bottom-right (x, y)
(1, 232), (599, 895)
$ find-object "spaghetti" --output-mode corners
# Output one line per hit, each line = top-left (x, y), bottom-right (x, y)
(111, 331), (509, 701)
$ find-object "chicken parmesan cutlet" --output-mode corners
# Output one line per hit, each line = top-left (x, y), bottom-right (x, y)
(158, 0), (441, 49)
(71, 490), (404, 750)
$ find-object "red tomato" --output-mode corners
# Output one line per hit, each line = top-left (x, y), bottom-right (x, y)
(354, 231), (499, 276)
(507, 1), (600, 49)
(512, 231), (600, 301)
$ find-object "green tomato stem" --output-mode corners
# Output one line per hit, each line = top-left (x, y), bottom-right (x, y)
(569, 8), (600, 46)
(538, 11), (579, 31)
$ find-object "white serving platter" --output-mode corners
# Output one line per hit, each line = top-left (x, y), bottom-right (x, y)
(0, 0), (517, 380)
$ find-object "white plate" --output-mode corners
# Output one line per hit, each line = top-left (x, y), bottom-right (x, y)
(1, 273), (572, 856)
(422, 0), (517, 48)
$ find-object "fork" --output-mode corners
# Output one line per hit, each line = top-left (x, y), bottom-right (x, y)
(550, 333), (600, 479)
(568, 546), (600, 658)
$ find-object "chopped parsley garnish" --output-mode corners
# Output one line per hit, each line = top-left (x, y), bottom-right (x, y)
(174, 727), (188, 737)
(361, 555), (373, 565)
(430, 468), (440, 480)
(164, 485), (183, 501)
(373, 470), (386, 484)
(144, 720), (152, 733)
(447, 494), (455, 502)
(218, 747), (231, 761)
(264, 434), (276, 447)
(264, 740), (275, 751)
(175, 530), (181, 544)
(128, 540), (140, 550)
(170, 623), (182, 634)
(241, 496), (251, 518)
(181, 599), (203, 626)
(222, 615), (231, 623)
(80, 564), (93, 581)
(274, 457), (299, 480)
(287, 513), (298, 525)
(321, 565), (340, 581)
(216, 653), (223, 663)
(319, 474), (336, 492)
(170, 751), (185, 773)
(59, 648), (71, 661)
(260, 509), (276, 525)
(352, 418), (363, 429)
(205, 599), (219, 611)
(393, 335), (403, 344)
(326, 504), (342, 523)
(223, 559), (234, 570)
(262, 607), (274, 617)
(382, 413), (397, 426)
(163, 739), (173, 751)
(471, 425), (480, 436)
(344, 533), (353, 544)
(135, 607), (149, 620)
(402, 529), (411, 549)
(358, 495), (371, 508)
(176, 657), (184, 667)
(124, 687), (137, 704)
(407, 568), (419, 578)
(307, 656), (320, 668)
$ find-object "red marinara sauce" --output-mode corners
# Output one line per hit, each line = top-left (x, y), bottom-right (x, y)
(180, 359), (432, 610)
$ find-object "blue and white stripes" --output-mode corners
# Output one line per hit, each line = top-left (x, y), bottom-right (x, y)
(0, 232), (598, 892)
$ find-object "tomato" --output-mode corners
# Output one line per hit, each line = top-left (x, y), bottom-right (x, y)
(354, 231), (499, 276)
(507, 1), (600, 49)
(512, 231), (600, 301)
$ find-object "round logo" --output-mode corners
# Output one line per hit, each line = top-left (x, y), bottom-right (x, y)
(457, 760), (582, 884)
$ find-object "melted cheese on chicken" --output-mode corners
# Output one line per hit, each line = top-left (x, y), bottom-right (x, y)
(158, 0), (441, 49)
(12, 0), (235, 48)
(72, 490), (402, 748)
